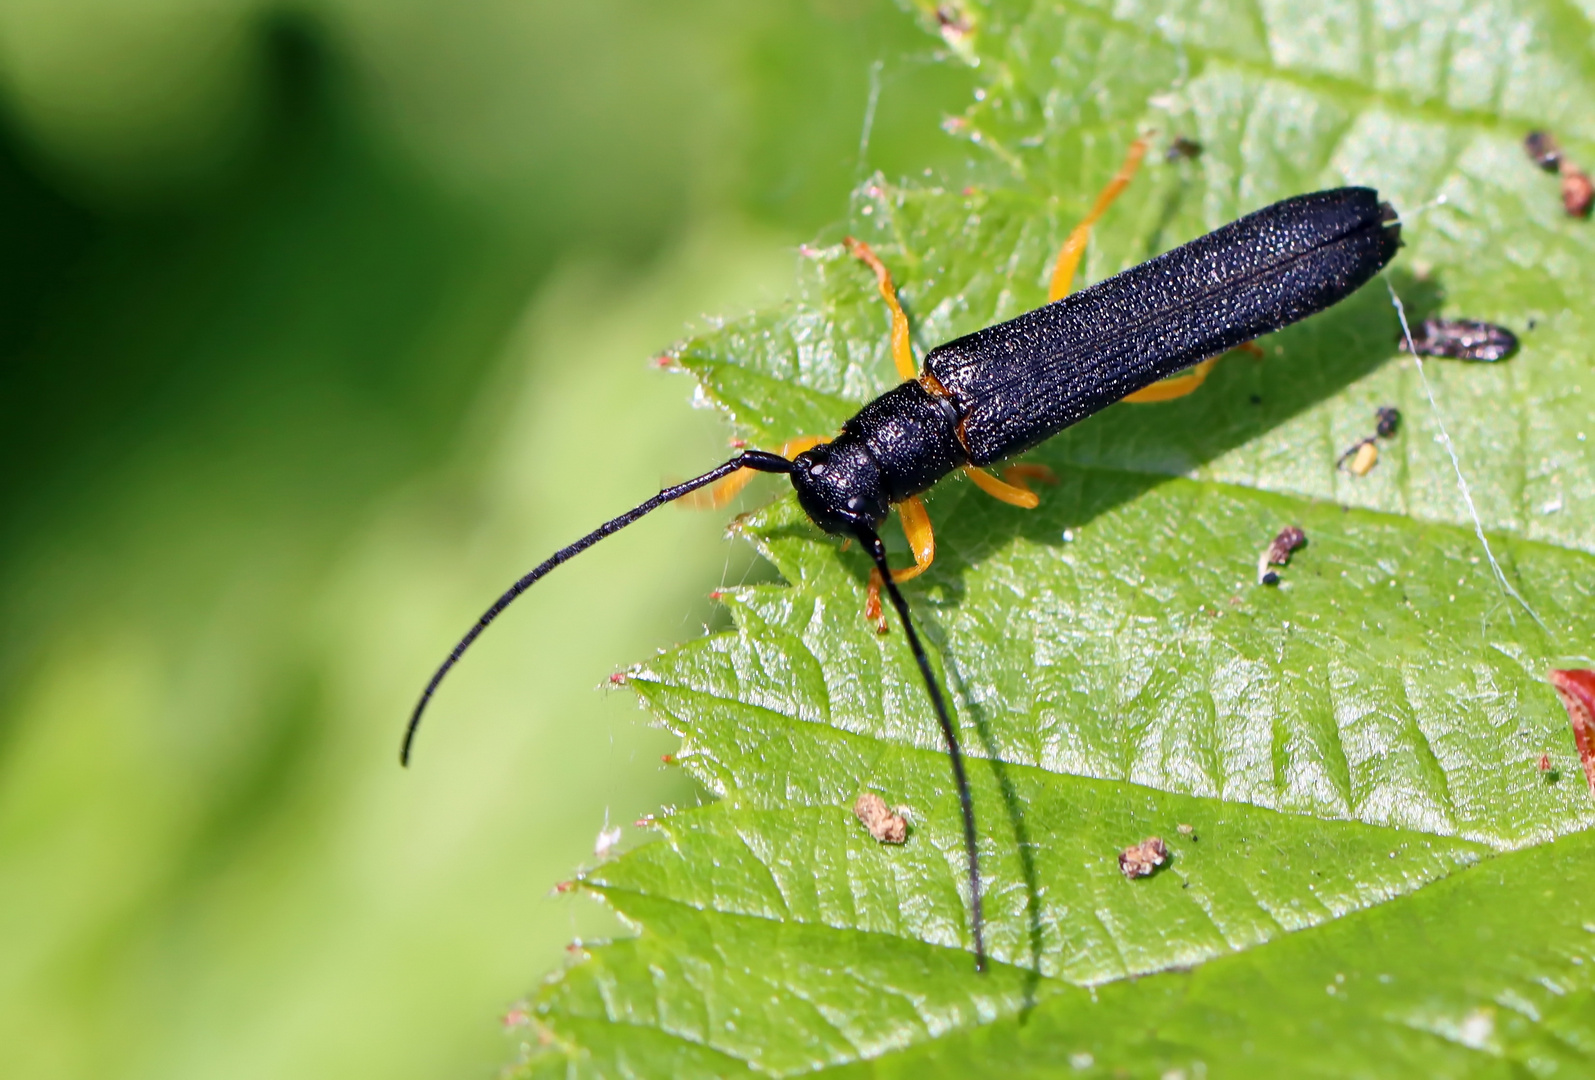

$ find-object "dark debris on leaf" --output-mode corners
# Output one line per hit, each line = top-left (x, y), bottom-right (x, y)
(1399, 318), (1518, 362)
(1166, 136), (1202, 162)
(1523, 130), (1592, 217)
(1257, 526), (1307, 586)
(1525, 130), (1563, 171)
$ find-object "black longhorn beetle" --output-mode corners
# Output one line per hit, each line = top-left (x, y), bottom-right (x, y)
(401, 145), (1401, 973)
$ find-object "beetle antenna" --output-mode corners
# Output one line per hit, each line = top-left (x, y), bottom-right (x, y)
(402, 450), (794, 766)
(857, 528), (986, 972)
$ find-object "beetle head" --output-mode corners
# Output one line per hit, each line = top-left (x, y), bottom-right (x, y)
(788, 439), (889, 535)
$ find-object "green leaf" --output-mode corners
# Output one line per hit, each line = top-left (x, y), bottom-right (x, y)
(511, 0), (1595, 1073)
(835, 829), (1595, 1077)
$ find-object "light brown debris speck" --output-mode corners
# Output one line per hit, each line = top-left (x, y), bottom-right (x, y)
(1562, 165), (1594, 218)
(1349, 440), (1380, 476)
(853, 792), (908, 844)
(1119, 836), (1168, 879)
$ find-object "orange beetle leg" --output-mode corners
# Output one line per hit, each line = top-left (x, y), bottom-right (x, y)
(892, 496), (935, 582)
(844, 236), (918, 381)
(684, 465), (758, 509)
(963, 464), (1041, 509)
(862, 496), (935, 632)
(1048, 136), (1150, 303)
(1002, 462), (1058, 489)
(865, 569), (888, 634)
(1123, 337), (1266, 405)
(1121, 355), (1220, 403)
(684, 434), (830, 509)
(779, 434), (828, 459)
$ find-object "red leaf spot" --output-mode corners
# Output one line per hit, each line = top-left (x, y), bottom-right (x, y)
(1549, 669), (1595, 796)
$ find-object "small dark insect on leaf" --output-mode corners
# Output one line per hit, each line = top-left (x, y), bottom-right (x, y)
(1525, 130), (1563, 171)
(1119, 836), (1168, 879)
(1375, 406), (1401, 438)
(1166, 136), (1202, 162)
(1547, 669), (1595, 797)
(1257, 525), (1306, 585)
(1399, 318), (1518, 362)
(854, 792), (908, 844)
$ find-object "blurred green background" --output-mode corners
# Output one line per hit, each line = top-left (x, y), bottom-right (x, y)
(0, 2), (973, 1076)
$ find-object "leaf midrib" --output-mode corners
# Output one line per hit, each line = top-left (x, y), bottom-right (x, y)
(640, 669), (1512, 864)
